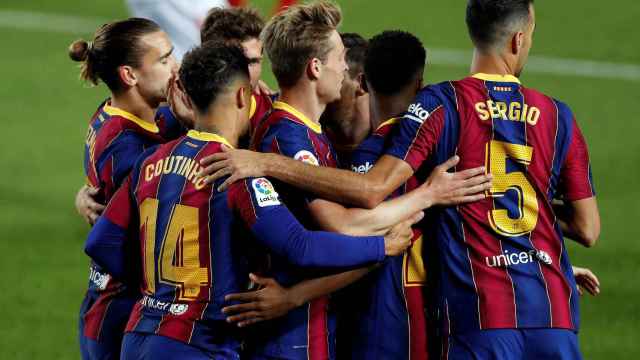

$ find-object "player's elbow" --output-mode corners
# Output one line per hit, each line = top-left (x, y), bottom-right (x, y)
(577, 222), (600, 248)
(361, 182), (387, 209)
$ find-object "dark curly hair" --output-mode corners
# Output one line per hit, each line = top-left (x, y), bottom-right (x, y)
(179, 42), (250, 114)
(364, 30), (425, 95)
(200, 7), (264, 44)
(466, 0), (534, 51)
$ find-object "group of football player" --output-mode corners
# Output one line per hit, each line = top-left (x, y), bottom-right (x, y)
(71, 1), (602, 359)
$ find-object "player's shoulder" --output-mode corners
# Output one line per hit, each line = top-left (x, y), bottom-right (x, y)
(405, 83), (450, 123)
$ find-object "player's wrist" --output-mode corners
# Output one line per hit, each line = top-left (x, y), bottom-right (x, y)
(419, 185), (436, 209)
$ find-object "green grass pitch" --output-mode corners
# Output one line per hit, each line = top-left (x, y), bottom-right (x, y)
(0, 0), (638, 358)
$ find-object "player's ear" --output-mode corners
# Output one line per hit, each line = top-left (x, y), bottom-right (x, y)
(355, 73), (367, 96)
(512, 31), (524, 55)
(118, 65), (137, 87)
(307, 58), (322, 80)
(236, 85), (247, 110)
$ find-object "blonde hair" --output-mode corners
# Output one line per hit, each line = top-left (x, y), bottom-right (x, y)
(261, 1), (342, 87)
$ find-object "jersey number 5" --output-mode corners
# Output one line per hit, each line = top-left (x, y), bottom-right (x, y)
(140, 198), (209, 301)
(486, 140), (539, 237)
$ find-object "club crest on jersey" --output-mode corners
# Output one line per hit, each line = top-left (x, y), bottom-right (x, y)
(169, 303), (189, 316)
(252, 178), (281, 207)
(294, 150), (319, 166)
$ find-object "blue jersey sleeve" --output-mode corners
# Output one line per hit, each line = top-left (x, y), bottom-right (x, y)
(85, 176), (137, 281)
(228, 177), (385, 267)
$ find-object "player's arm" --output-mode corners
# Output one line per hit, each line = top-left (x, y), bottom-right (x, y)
(555, 112), (600, 247)
(229, 178), (415, 267)
(222, 267), (375, 327)
(84, 176), (135, 280)
(308, 156), (490, 236)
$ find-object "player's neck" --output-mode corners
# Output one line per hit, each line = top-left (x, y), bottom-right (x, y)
(369, 92), (413, 131)
(110, 92), (157, 124)
(469, 48), (518, 78)
(279, 84), (326, 124)
(194, 108), (242, 148)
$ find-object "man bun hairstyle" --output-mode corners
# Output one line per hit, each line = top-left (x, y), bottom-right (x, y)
(466, 0), (534, 51)
(365, 30), (426, 95)
(179, 41), (250, 114)
(341, 33), (368, 79)
(68, 18), (161, 91)
(201, 7), (264, 44)
(262, 0), (342, 87)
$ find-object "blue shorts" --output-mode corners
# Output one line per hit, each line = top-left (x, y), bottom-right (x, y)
(444, 329), (582, 360)
(79, 292), (137, 360)
(121, 333), (240, 360)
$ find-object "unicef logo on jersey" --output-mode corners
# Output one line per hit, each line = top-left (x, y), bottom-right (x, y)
(169, 303), (189, 316)
(252, 178), (281, 207)
(485, 249), (553, 268)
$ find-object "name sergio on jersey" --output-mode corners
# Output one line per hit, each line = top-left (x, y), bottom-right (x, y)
(144, 155), (207, 190)
(475, 100), (540, 126)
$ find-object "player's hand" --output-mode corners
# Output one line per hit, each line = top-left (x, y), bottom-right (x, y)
(254, 80), (275, 96)
(422, 156), (492, 206)
(383, 213), (422, 256)
(75, 185), (105, 226)
(222, 273), (297, 327)
(199, 146), (271, 191)
(167, 74), (195, 129)
(572, 266), (600, 296)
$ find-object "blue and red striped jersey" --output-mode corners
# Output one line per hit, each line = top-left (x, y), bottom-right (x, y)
(386, 73), (596, 334)
(344, 117), (428, 360)
(82, 100), (165, 340)
(86, 130), (385, 353)
(250, 101), (341, 359)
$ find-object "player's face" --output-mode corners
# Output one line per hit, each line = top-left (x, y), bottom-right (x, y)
(323, 71), (359, 126)
(241, 38), (263, 89)
(317, 30), (349, 104)
(515, 4), (535, 77)
(134, 31), (178, 107)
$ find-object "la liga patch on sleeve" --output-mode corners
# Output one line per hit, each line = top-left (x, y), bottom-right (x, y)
(252, 178), (281, 207)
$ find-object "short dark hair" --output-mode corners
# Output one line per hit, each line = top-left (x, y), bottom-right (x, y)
(466, 0), (533, 51)
(365, 30), (426, 95)
(179, 42), (250, 114)
(68, 18), (161, 91)
(201, 7), (264, 44)
(341, 33), (368, 79)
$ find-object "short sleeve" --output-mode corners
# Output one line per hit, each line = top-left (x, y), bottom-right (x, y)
(559, 118), (595, 201)
(385, 88), (446, 171)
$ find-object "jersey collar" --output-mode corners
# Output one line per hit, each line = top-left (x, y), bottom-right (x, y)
(187, 130), (235, 148)
(472, 73), (521, 84)
(249, 94), (257, 119)
(375, 117), (400, 132)
(272, 101), (322, 134)
(103, 104), (159, 133)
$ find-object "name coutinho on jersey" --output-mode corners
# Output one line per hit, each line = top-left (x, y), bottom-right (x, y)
(144, 154), (207, 190)
(475, 100), (541, 126)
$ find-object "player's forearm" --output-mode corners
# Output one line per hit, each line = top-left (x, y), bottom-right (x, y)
(253, 208), (385, 267)
(84, 217), (128, 280)
(287, 266), (376, 307)
(263, 153), (387, 208)
(332, 189), (429, 236)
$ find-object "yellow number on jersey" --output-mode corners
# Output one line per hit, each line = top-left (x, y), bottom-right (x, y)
(486, 140), (539, 237)
(403, 235), (427, 287)
(139, 198), (209, 301)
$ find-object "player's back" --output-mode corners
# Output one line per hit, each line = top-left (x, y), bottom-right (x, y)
(389, 73), (595, 334)
(124, 130), (248, 351)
